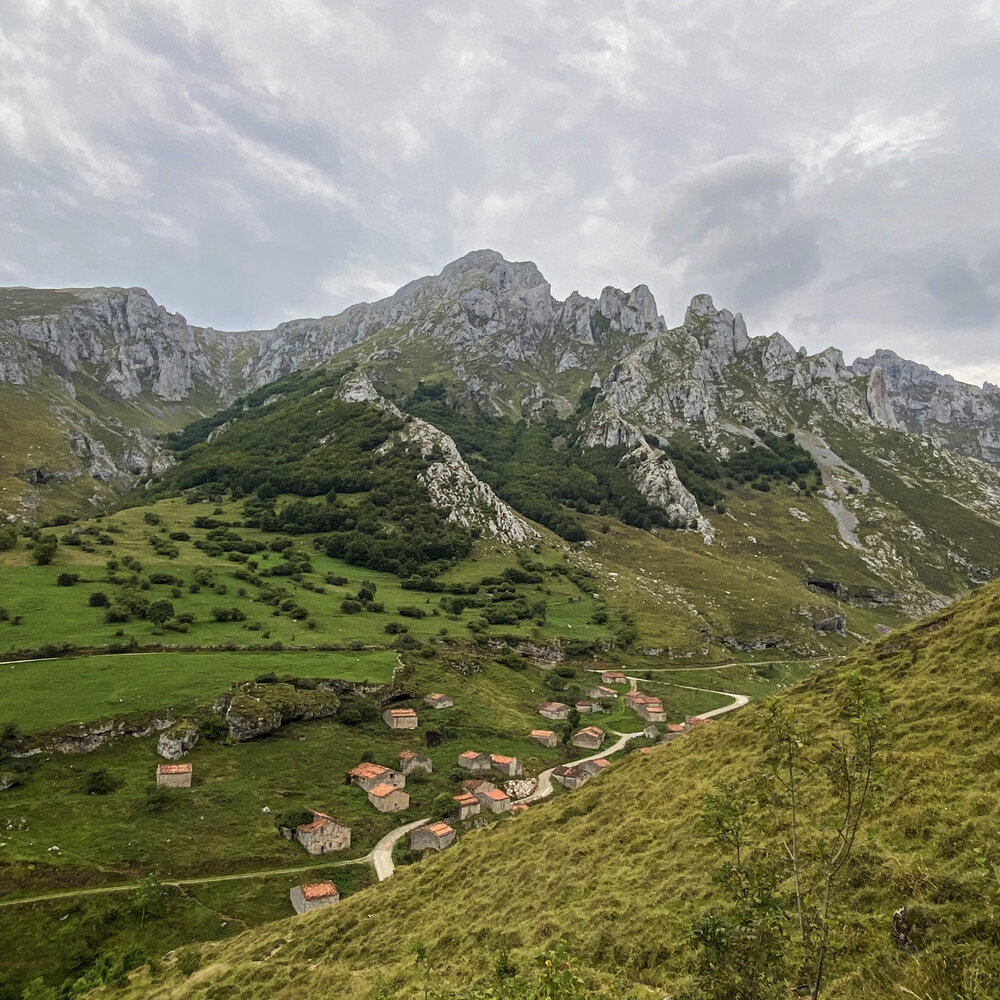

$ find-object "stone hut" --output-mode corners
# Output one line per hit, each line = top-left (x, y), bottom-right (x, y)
(575, 700), (604, 714)
(477, 787), (511, 814)
(424, 692), (454, 710)
(537, 701), (570, 721)
(461, 778), (496, 795)
(570, 725), (605, 750)
(552, 765), (588, 790)
(348, 762), (405, 792)
(636, 698), (666, 723)
(410, 821), (456, 851)
(579, 757), (610, 777)
(155, 762), (192, 788)
(367, 783), (410, 813)
(289, 812), (351, 854)
(453, 792), (481, 820)
(458, 750), (490, 772)
(643, 724), (661, 740)
(601, 670), (627, 684)
(398, 750), (433, 775)
(588, 685), (618, 700)
(530, 729), (557, 748)
(489, 753), (522, 777)
(383, 707), (418, 730)
(290, 881), (339, 914)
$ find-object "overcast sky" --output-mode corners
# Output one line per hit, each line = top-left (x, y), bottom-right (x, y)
(1, 1), (998, 383)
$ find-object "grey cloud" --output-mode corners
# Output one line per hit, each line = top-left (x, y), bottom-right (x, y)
(0, 0), (997, 380)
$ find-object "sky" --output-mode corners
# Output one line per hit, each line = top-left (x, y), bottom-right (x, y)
(1, 1), (999, 384)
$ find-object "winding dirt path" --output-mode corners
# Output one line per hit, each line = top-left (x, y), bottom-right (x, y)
(368, 817), (431, 882)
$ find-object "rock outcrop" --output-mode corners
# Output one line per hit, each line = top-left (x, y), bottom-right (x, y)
(157, 721), (200, 760)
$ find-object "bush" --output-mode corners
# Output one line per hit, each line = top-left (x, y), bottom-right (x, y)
(340, 599), (364, 614)
(398, 605), (426, 619)
(88, 591), (109, 607)
(85, 769), (119, 795)
(56, 572), (77, 587)
(32, 535), (58, 565)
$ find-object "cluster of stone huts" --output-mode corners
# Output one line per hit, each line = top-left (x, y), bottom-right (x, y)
(347, 750), (433, 815)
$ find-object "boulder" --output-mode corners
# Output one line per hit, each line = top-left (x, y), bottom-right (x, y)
(157, 721), (200, 760)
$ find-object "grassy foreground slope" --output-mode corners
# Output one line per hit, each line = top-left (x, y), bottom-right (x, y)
(95, 580), (1000, 1000)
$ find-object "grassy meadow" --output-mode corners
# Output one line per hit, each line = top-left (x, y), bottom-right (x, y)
(85, 578), (1000, 1000)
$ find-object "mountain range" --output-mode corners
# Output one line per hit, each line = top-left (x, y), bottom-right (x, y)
(4, 249), (1000, 630)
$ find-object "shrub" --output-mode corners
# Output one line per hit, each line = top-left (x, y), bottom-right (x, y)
(398, 605), (426, 619)
(32, 535), (58, 565)
(85, 769), (119, 795)
(88, 591), (109, 607)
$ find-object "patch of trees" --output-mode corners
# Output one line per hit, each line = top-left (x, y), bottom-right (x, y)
(667, 430), (822, 506)
(404, 386), (679, 540)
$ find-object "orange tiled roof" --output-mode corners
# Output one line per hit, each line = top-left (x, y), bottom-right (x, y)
(592, 758), (610, 768)
(667, 723), (686, 733)
(300, 881), (338, 900)
(368, 782), (401, 798)
(538, 701), (568, 711)
(297, 811), (340, 833)
(459, 750), (484, 760)
(427, 822), (454, 836)
(388, 708), (417, 717)
(639, 746), (655, 754)
(530, 729), (554, 738)
(577, 726), (604, 738)
(453, 792), (478, 805)
(490, 754), (515, 765)
(485, 788), (509, 801)
(460, 779), (488, 791)
(553, 765), (581, 777)
(156, 763), (192, 774)
(349, 762), (388, 779)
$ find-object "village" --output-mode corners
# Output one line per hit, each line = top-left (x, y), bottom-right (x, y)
(152, 671), (714, 915)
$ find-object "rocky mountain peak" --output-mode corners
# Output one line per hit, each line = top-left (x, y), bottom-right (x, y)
(438, 249), (548, 295)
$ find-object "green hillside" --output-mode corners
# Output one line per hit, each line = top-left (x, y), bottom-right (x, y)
(81, 578), (1000, 1000)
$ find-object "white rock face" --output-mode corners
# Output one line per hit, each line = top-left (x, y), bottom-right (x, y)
(337, 371), (536, 544)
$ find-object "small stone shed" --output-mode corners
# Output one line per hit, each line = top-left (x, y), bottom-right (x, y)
(383, 707), (418, 729)
(552, 765), (588, 790)
(530, 729), (557, 748)
(453, 792), (481, 819)
(458, 750), (490, 771)
(490, 753), (522, 777)
(478, 787), (511, 814)
(537, 701), (570, 720)
(398, 750), (433, 775)
(289, 812), (351, 854)
(367, 783), (410, 813)
(348, 763), (405, 792)
(424, 692), (454, 709)
(155, 762), (192, 788)
(579, 757), (610, 777)
(410, 821), (456, 851)
(570, 726), (605, 750)
(290, 881), (339, 914)
(601, 670), (627, 684)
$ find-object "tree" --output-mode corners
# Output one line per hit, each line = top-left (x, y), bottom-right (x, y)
(32, 535), (58, 566)
(134, 872), (165, 928)
(0, 526), (17, 551)
(693, 673), (889, 1000)
(566, 707), (581, 731)
(148, 599), (175, 625)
